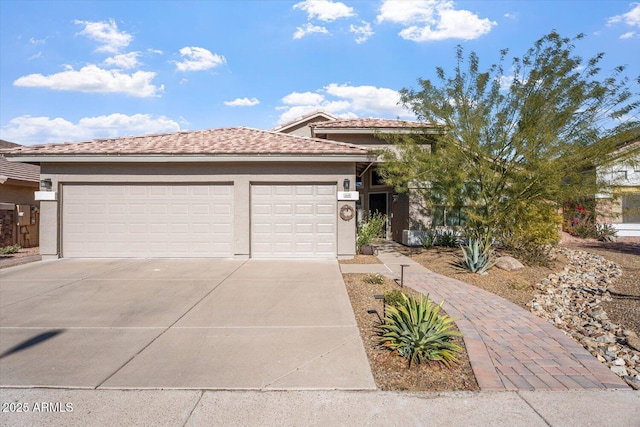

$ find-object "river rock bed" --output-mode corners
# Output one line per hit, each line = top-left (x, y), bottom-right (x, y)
(529, 248), (640, 390)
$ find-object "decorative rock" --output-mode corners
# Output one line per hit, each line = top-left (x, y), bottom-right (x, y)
(495, 256), (525, 271)
(529, 248), (638, 383)
(626, 333), (640, 352)
(611, 365), (628, 376)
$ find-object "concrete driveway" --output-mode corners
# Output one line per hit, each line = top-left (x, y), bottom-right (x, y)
(0, 259), (375, 390)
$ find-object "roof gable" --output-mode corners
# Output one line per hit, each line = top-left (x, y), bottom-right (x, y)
(271, 110), (338, 133)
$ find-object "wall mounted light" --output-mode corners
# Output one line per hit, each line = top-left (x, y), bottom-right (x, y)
(343, 178), (350, 191)
(40, 178), (52, 191)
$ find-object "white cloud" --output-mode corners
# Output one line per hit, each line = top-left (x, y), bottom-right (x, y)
(377, 0), (496, 41)
(324, 83), (406, 115)
(173, 46), (226, 72)
(504, 12), (518, 20)
(620, 31), (637, 39)
(608, 3), (640, 28)
(350, 21), (374, 43)
(13, 64), (162, 97)
(28, 51), (42, 60)
(104, 52), (140, 69)
(498, 75), (514, 91)
(293, 23), (329, 39)
(29, 37), (46, 45)
(148, 48), (163, 55)
(74, 19), (133, 53)
(293, 0), (355, 22)
(224, 97), (260, 107)
(0, 113), (180, 145)
(276, 83), (413, 124)
(282, 91), (325, 105)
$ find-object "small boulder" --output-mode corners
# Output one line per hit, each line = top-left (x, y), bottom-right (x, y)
(625, 332), (640, 352)
(495, 256), (525, 271)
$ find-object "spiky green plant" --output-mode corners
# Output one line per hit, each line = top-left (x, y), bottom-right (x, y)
(0, 244), (21, 255)
(379, 292), (462, 368)
(458, 238), (496, 274)
(435, 230), (458, 247)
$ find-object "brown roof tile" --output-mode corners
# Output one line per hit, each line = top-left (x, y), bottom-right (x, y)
(4, 127), (368, 157)
(311, 117), (429, 129)
(0, 141), (40, 183)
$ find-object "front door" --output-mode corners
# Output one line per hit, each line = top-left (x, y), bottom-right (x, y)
(368, 192), (388, 216)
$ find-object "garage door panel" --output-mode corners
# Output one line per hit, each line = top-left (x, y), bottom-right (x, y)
(63, 184), (233, 258)
(251, 184), (336, 258)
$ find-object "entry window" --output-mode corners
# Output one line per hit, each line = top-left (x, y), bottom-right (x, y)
(371, 169), (385, 187)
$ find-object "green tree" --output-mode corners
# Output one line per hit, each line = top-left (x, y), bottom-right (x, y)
(380, 31), (639, 252)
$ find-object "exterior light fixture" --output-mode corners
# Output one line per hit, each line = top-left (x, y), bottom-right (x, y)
(343, 179), (350, 191)
(40, 179), (52, 191)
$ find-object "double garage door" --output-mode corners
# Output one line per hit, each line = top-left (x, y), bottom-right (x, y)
(62, 184), (336, 258)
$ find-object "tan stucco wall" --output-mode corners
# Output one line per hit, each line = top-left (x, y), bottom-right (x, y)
(0, 181), (38, 205)
(39, 161), (357, 259)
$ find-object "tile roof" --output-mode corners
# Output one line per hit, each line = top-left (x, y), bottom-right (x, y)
(311, 117), (430, 129)
(3, 127), (368, 157)
(0, 140), (40, 183)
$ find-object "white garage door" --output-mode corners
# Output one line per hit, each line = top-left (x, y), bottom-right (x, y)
(251, 184), (336, 258)
(63, 184), (233, 258)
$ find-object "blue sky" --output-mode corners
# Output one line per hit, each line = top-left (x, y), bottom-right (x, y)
(1, 0), (639, 145)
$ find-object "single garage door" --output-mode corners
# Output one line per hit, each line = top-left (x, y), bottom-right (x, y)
(251, 184), (336, 258)
(62, 184), (233, 258)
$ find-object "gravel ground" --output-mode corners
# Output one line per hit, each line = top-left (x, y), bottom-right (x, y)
(406, 247), (567, 310)
(343, 273), (478, 391)
(339, 255), (382, 264)
(563, 240), (639, 336)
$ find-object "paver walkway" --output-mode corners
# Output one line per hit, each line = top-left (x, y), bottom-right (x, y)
(375, 246), (629, 391)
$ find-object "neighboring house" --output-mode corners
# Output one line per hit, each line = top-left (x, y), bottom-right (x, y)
(596, 138), (640, 237)
(0, 140), (40, 248)
(4, 128), (371, 259)
(275, 112), (436, 244)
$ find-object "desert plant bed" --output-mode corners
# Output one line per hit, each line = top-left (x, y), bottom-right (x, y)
(343, 273), (478, 391)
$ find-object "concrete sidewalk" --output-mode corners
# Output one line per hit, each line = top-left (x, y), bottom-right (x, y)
(374, 244), (629, 391)
(1, 388), (638, 426)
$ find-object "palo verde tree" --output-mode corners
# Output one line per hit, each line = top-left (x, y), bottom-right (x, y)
(380, 31), (639, 254)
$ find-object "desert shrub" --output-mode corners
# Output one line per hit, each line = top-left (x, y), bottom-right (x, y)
(563, 199), (597, 238)
(497, 201), (561, 248)
(364, 273), (385, 285)
(357, 212), (387, 251)
(495, 200), (561, 266)
(507, 245), (554, 268)
(458, 238), (496, 274)
(422, 229), (435, 248)
(379, 292), (462, 368)
(595, 223), (618, 242)
(384, 290), (405, 307)
(0, 245), (21, 255)
(434, 229), (459, 247)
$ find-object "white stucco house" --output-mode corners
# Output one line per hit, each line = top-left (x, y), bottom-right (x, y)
(596, 138), (640, 237)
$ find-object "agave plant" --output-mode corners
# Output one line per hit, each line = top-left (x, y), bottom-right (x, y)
(379, 292), (462, 368)
(458, 238), (496, 274)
